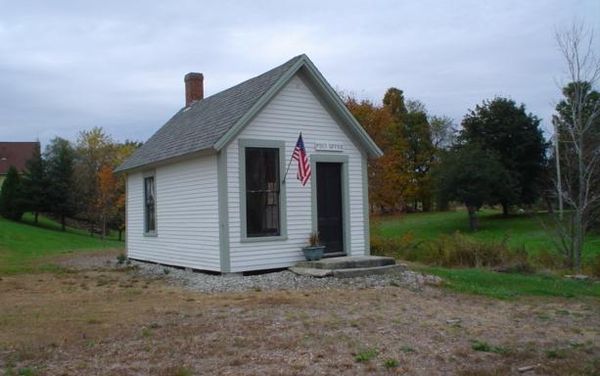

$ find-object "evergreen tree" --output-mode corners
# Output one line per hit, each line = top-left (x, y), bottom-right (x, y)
(0, 166), (25, 221)
(21, 144), (48, 224)
(460, 97), (547, 215)
(45, 137), (76, 231)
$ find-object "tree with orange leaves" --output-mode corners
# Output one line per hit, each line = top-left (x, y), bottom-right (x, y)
(344, 92), (413, 213)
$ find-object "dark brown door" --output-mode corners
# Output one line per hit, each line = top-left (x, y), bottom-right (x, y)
(316, 162), (343, 254)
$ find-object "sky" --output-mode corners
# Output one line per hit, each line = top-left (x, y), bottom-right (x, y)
(0, 0), (598, 146)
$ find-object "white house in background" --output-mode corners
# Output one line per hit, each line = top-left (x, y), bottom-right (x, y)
(116, 54), (382, 273)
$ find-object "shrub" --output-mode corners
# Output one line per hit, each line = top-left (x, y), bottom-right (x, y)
(531, 249), (566, 270)
(370, 230), (416, 259)
(588, 254), (600, 278)
(411, 232), (513, 268)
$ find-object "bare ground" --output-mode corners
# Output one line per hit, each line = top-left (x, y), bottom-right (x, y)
(1, 253), (599, 375)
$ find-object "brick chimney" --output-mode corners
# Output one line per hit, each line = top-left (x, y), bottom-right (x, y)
(184, 72), (204, 106)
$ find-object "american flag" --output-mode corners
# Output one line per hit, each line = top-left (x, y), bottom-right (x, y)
(292, 133), (311, 186)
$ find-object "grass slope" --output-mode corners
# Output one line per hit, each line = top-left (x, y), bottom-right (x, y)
(0, 214), (122, 275)
(375, 210), (600, 299)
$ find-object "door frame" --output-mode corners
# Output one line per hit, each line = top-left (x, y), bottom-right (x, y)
(310, 154), (350, 257)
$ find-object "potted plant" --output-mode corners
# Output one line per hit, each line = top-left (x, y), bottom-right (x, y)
(302, 232), (325, 261)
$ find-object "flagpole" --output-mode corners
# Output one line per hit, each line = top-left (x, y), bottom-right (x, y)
(282, 132), (301, 184)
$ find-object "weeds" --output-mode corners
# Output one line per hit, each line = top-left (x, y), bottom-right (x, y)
(354, 348), (378, 362)
(471, 340), (509, 354)
(383, 358), (399, 368)
(4, 367), (37, 376)
(546, 348), (568, 359)
(116, 254), (126, 265)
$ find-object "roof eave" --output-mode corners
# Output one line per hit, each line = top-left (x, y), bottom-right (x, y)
(114, 147), (216, 175)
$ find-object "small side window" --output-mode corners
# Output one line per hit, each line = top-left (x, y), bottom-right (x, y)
(144, 176), (156, 234)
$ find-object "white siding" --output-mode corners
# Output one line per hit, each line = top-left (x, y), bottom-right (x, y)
(126, 156), (221, 271)
(226, 74), (367, 272)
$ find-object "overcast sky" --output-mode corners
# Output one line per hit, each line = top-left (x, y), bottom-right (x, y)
(1, 0), (598, 146)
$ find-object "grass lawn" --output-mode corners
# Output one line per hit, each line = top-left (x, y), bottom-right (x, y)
(374, 209), (600, 299)
(0, 214), (123, 275)
(375, 209), (600, 260)
(421, 267), (600, 299)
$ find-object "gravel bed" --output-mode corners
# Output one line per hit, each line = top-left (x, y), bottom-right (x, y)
(131, 260), (442, 294)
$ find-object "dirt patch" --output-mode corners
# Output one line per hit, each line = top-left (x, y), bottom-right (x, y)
(49, 248), (122, 270)
(1, 256), (599, 375)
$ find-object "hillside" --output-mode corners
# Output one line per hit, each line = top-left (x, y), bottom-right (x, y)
(0, 214), (123, 274)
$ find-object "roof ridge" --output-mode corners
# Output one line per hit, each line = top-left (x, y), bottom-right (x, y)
(115, 54), (306, 173)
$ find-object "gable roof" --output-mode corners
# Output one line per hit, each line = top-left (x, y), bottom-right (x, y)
(116, 54), (382, 173)
(0, 142), (40, 175)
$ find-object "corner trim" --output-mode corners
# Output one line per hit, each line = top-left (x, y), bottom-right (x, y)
(217, 149), (231, 273)
(361, 153), (371, 255)
(310, 154), (351, 256)
(238, 138), (288, 243)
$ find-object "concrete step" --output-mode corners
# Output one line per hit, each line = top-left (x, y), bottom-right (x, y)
(290, 264), (406, 278)
(295, 256), (395, 270)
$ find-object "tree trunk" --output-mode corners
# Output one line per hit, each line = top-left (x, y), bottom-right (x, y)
(118, 229), (123, 242)
(575, 132), (585, 273)
(422, 198), (432, 212)
(101, 216), (106, 241)
(34, 212), (39, 224)
(467, 206), (479, 231)
(61, 215), (66, 231)
(544, 196), (554, 214)
(502, 202), (509, 216)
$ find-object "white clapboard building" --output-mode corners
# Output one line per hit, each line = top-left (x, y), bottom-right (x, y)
(116, 54), (382, 273)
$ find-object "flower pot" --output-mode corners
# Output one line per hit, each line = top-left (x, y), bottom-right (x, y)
(302, 245), (325, 261)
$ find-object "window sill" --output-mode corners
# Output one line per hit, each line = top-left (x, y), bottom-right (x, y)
(241, 235), (287, 243)
(144, 231), (158, 237)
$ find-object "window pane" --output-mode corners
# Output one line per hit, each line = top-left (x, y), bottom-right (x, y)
(245, 148), (280, 237)
(144, 176), (156, 233)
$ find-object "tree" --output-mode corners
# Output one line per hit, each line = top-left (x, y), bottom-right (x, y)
(109, 141), (140, 240)
(430, 115), (456, 151)
(21, 144), (48, 223)
(460, 97), (547, 215)
(0, 166), (25, 221)
(46, 137), (76, 231)
(435, 144), (511, 230)
(97, 164), (119, 240)
(74, 127), (115, 235)
(403, 99), (436, 211)
(429, 116), (456, 211)
(551, 23), (600, 272)
(345, 94), (412, 212)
